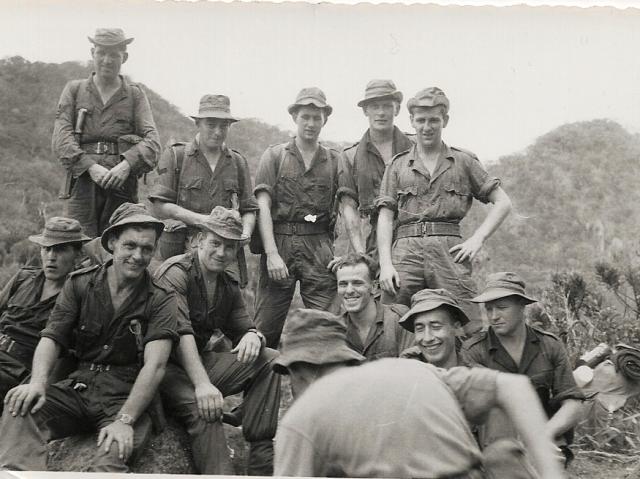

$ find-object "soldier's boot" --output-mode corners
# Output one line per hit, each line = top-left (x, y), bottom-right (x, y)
(247, 439), (274, 476)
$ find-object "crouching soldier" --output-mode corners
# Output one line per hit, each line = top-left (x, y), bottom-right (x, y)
(154, 206), (280, 475)
(0, 203), (178, 472)
(0, 217), (90, 411)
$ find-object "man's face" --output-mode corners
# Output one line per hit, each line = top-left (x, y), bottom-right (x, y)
(485, 296), (526, 337)
(91, 46), (127, 81)
(413, 308), (459, 368)
(363, 99), (398, 134)
(410, 106), (449, 150)
(40, 243), (79, 283)
(336, 263), (374, 314)
(293, 106), (325, 142)
(197, 231), (238, 273)
(108, 227), (157, 281)
(197, 118), (231, 150)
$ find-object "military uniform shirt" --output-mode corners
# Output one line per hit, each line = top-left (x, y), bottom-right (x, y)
(149, 139), (258, 216)
(375, 143), (500, 227)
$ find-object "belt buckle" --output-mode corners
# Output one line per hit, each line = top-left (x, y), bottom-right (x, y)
(96, 141), (107, 154)
(291, 223), (298, 235)
(421, 222), (428, 236)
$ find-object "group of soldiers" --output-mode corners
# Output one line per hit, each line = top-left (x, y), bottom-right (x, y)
(0, 28), (586, 478)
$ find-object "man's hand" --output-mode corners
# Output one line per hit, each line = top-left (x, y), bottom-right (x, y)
(4, 382), (47, 417)
(326, 256), (343, 273)
(87, 163), (110, 186)
(97, 420), (135, 460)
(266, 251), (289, 281)
(100, 160), (131, 190)
(449, 234), (484, 263)
(193, 381), (224, 422)
(379, 262), (400, 296)
(231, 331), (262, 364)
(399, 345), (423, 360)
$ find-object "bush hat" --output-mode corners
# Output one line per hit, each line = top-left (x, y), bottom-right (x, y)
(407, 87), (450, 114)
(101, 203), (164, 253)
(190, 94), (238, 122)
(471, 272), (537, 304)
(197, 206), (243, 242)
(273, 309), (365, 374)
(287, 87), (333, 117)
(28, 217), (91, 248)
(399, 288), (469, 332)
(357, 79), (403, 107)
(88, 28), (134, 47)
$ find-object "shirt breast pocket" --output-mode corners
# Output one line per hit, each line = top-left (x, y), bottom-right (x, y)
(396, 185), (418, 209)
(444, 179), (472, 198)
(179, 178), (206, 212)
(308, 179), (331, 210)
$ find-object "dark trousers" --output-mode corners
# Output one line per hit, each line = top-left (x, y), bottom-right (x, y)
(0, 351), (30, 416)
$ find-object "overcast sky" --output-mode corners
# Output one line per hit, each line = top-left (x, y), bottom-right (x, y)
(2, 0), (639, 162)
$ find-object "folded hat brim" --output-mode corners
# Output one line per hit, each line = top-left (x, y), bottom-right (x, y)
(272, 344), (365, 374)
(399, 299), (470, 332)
(287, 101), (333, 116)
(470, 288), (537, 304)
(190, 112), (239, 122)
(197, 221), (243, 242)
(101, 215), (165, 254)
(88, 37), (135, 46)
(357, 91), (403, 107)
(28, 234), (92, 248)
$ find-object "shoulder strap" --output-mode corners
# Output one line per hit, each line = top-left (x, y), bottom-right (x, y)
(171, 144), (186, 194)
(382, 308), (399, 354)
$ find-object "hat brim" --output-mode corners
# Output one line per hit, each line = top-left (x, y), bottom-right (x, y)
(272, 345), (365, 374)
(190, 112), (239, 123)
(88, 37), (134, 47)
(287, 101), (333, 117)
(357, 91), (403, 108)
(28, 234), (91, 248)
(197, 222), (243, 242)
(101, 216), (165, 254)
(471, 289), (537, 304)
(399, 300), (470, 332)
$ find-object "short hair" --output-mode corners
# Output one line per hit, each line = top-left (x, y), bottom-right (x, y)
(409, 104), (448, 117)
(334, 252), (378, 279)
(291, 105), (328, 125)
(109, 224), (160, 244)
(92, 44), (127, 54)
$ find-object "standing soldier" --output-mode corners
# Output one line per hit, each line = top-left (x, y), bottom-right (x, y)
(253, 87), (339, 348)
(149, 94), (256, 284)
(52, 28), (160, 238)
(335, 80), (412, 262)
(0, 217), (90, 411)
(376, 87), (512, 334)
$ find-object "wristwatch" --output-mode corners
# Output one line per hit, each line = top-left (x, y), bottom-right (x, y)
(247, 328), (266, 347)
(116, 413), (135, 426)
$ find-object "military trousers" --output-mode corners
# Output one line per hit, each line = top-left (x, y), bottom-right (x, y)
(0, 372), (149, 472)
(381, 235), (483, 335)
(254, 232), (338, 348)
(0, 351), (30, 415)
(160, 348), (281, 475)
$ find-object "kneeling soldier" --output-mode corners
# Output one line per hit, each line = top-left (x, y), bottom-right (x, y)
(0, 217), (90, 412)
(154, 206), (280, 475)
(0, 203), (177, 472)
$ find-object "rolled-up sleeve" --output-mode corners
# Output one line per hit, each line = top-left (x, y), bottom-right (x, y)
(148, 147), (178, 204)
(237, 153), (259, 214)
(122, 86), (161, 175)
(465, 157), (500, 204)
(336, 150), (359, 205)
(375, 161), (399, 212)
(41, 278), (80, 351)
(144, 289), (179, 345)
(254, 147), (278, 198)
(154, 264), (193, 337)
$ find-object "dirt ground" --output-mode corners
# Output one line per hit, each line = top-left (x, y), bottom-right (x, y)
(568, 452), (640, 479)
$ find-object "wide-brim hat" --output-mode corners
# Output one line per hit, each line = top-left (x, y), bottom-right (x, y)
(28, 217), (91, 248)
(357, 79), (403, 107)
(287, 87), (333, 117)
(399, 288), (469, 332)
(197, 206), (243, 241)
(88, 28), (134, 47)
(272, 309), (365, 374)
(471, 272), (537, 304)
(101, 203), (164, 254)
(190, 94), (238, 122)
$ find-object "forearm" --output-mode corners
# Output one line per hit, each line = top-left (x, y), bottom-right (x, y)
(30, 338), (62, 385)
(118, 339), (172, 421)
(150, 201), (207, 226)
(496, 374), (565, 478)
(546, 399), (583, 440)
(241, 211), (256, 238)
(177, 335), (212, 387)
(340, 198), (365, 254)
(257, 193), (278, 254)
(377, 208), (395, 266)
(472, 188), (512, 242)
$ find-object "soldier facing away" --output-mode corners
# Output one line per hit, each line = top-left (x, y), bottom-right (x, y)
(0, 217), (90, 412)
(52, 28), (161, 238)
(376, 87), (512, 335)
(253, 87), (340, 348)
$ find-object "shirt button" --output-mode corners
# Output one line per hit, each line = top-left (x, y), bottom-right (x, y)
(103, 345), (109, 350)
(80, 325), (85, 330)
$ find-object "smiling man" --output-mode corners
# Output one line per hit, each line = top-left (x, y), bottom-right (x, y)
(334, 253), (412, 360)
(253, 87), (340, 348)
(334, 80), (413, 263)
(52, 28), (160, 238)
(376, 87), (512, 335)
(154, 206), (280, 475)
(0, 203), (177, 472)
(0, 217), (90, 412)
